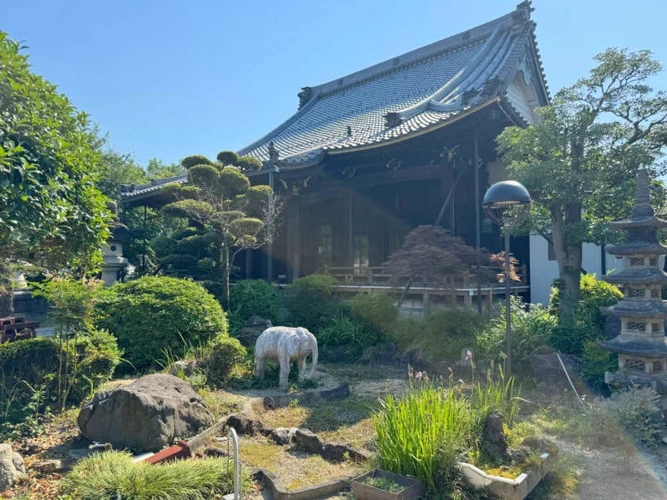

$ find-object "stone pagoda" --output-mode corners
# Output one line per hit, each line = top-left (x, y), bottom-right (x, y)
(602, 170), (667, 408)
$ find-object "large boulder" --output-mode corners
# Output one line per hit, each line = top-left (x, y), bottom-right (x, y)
(0, 444), (25, 492)
(234, 316), (273, 348)
(77, 374), (213, 452)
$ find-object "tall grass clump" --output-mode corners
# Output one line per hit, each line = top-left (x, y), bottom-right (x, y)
(62, 450), (248, 499)
(373, 366), (523, 494)
(373, 377), (472, 491)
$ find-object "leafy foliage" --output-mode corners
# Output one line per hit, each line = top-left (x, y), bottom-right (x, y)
(0, 31), (111, 301)
(181, 155), (213, 169)
(201, 336), (247, 387)
(283, 274), (340, 331)
(161, 154), (282, 306)
(476, 298), (556, 370)
(602, 386), (663, 444)
(237, 155), (263, 172)
(389, 309), (487, 363)
(62, 450), (246, 499)
(350, 293), (398, 335)
(95, 276), (228, 373)
(382, 225), (489, 288)
(498, 48), (667, 317)
(0, 329), (120, 430)
(548, 274), (622, 354)
(317, 314), (384, 359)
(229, 279), (282, 328)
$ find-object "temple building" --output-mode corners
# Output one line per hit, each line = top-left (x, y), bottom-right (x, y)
(602, 171), (667, 409)
(121, 1), (580, 307)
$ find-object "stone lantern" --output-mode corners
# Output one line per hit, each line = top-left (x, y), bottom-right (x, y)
(602, 170), (667, 411)
(101, 201), (129, 286)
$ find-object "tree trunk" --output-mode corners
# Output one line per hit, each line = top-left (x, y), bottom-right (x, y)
(551, 205), (583, 320)
(222, 245), (230, 309)
(0, 260), (14, 317)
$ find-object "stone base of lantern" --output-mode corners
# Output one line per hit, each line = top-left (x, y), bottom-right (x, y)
(101, 256), (128, 286)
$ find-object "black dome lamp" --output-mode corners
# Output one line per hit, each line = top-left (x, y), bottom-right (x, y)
(482, 180), (531, 378)
(482, 180), (531, 226)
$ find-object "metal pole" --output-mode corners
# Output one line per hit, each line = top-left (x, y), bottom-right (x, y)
(267, 171), (274, 282)
(504, 222), (512, 378)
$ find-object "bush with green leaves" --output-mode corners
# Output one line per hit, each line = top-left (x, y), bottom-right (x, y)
(350, 293), (398, 335)
(201, 336), (247, 387)
(602, 386), (663, 445)
(549, 274), (622, 354)
(317, 314), (384, 359)
(580, 340), (618, 390)
(389, 308), (487, 363)
(62, 450), (247, 499)
(0, 329), (120, 431)
(95, 276), (228, 373)
(229, 279), (282, 329)
(476, 298), (556, 370)
(283, 274), (340, 331)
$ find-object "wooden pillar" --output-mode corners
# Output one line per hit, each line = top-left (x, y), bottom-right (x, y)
(347, 191), (354, 266)
(423, 289), (430, 315)
(286, 200), (301, 281)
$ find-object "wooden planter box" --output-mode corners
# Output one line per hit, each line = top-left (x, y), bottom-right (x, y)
(351, 469), (422, 500)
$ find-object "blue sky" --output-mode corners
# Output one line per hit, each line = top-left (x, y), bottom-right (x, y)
(4, 0), (667, 167)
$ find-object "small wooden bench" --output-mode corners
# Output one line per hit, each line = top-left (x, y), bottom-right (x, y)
(0, 316), (40, 344)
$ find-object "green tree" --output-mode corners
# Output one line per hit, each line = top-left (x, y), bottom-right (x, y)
(162, 154), (281, 306)
(97, 149), (149, 200)
(498, 48), (667, 318)
(146, 158), (185, 179)
(0, 32), (111, 315)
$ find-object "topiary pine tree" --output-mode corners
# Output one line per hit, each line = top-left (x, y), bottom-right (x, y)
(161, 153), (282, 306)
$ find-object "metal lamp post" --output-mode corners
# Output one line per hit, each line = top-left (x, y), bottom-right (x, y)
(482, 180), (531, 378)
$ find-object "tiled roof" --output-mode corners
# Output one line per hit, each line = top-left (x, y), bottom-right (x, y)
(122, 1), (548, 200)
(238, 1), (548, 169)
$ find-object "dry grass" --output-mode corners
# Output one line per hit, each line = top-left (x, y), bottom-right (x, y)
(257, 396), (378, 450)
(238, 435), (369, 491)
(197, 388), (248, 420)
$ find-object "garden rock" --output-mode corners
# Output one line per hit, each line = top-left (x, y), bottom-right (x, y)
(271, 427), (298, 445)
(235, 316), (273, 347)
(480, 410), (509, 462)
(226, 414), (266, 436)
(0, 444), (25, 492)
(294, 428), (324, 453)
(33, 459), (62, 473)
(77, 374), (213, 452)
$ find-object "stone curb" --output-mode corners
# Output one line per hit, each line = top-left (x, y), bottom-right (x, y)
(252, 468), (351, 500)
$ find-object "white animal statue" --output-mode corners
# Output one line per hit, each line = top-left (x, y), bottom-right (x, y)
(254, 326), (318, 390)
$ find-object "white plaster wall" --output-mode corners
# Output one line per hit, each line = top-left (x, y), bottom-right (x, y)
(529, 235), (626, 306)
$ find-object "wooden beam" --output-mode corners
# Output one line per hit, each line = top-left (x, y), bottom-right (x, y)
(299, 164), (444, 205)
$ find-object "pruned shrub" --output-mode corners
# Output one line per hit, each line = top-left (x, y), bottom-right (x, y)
(216, 150), (240, 166)
(581, 340), (617, 390)
(181, 154), (212, 169)
(229, 279), (282, 327)
(237, 155), (262, 171)
(201, 336), (247, 387)
(283, 274), (340, 331)
(95, 276), (228, 373)
(350, 293), (398, 335)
